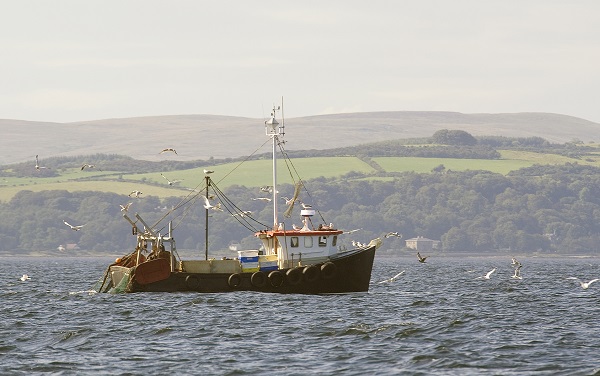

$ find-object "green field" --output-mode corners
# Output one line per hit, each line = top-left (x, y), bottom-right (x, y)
(1, 151), (598, 202)
(0, 157), (375, 202)
(373, 156), (532, 175)
(121, 157), (375, 190)
(374, 150), (600, 175)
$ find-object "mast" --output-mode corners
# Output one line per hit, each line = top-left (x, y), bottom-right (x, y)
(265, 102), (283, 228)
(204, 174), (210, 260)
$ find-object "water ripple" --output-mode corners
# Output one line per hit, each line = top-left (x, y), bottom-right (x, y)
(2, 255), (600, 375)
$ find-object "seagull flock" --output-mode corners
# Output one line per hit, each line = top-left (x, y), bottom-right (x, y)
(377, 253), (599, 289)
(32, 150), (313, 245)
(30, 153), (600, 292)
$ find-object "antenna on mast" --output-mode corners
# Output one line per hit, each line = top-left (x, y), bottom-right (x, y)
(264, 99), (285, 228)
(265, 104), (280, 136)
(280, 96), (285, 137)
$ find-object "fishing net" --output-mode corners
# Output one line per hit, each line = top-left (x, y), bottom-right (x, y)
(109, 270), (131, 294)
(283, 182), (303, 218)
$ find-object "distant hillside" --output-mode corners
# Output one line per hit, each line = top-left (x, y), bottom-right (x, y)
(2, 111), (598, 165)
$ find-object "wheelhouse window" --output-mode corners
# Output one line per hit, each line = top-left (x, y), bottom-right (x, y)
(332, 236), (338, 246)
(304, 236), (313, 248)
(318, 236), (327, 247)
(290, 237), (299, 248)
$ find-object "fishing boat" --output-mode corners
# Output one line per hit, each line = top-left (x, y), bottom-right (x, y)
(96, 104), (381, 294)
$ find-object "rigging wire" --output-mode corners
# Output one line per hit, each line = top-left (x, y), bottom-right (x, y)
(214, 138), (271, 186)
(277, 141), (328, 224)
(151, 181), (207, 233)
(149, 137), (271, 232)
(147, 123), (327, 235)
(210, 180), (271, 232)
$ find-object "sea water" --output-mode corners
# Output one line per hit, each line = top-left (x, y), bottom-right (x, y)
(1, 255), (599, 375)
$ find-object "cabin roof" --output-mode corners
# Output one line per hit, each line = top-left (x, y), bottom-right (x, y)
(256, 229), (343, 237)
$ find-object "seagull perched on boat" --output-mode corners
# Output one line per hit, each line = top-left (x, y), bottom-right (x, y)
(385, 231), (402, 238)
(203, 169), (214, 175)
(160, 148), (177, 154)
(160, 173), (182, 186)
(251, 197), (272, 202)
(129, 190), (143, 198)
(34, 155), (48, 170)
(120, 202), (132, 212)
(20, 274), (30, 281)
(319, 223), (334, 230)
(417, 252), (428, 263)
(378, 271), (405, 284)
(567, 277), (599, 289)
(292, 223), (301, 230)
(300, 202), (312, 209)
(63, 220), (85, 231)
(476, 268), (497, 280)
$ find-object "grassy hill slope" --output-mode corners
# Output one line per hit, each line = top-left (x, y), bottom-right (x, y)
(2, 149), (599, 202)
(2, 111), (598, 165)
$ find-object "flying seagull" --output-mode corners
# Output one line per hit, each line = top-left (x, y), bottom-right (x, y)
(63, 220), (85, 231)
(251, 197), (272, 202)
(202, 196), (214, 209)
(343, 228), (362, 234)
(34, 155), (48, 170)
(282, 197), (296, 206)
(385, 231), (402, 238)
(378, 270), (405, 284)
(20, 274), (30, 281)
(160, 173), (182, 186)
(476, 268), (497, 280)
(567, 277), (599, 289)
(160, 148), (177, 154)
(120, 202), (132, 212)
(417, 252), (428, 263)
(232, 211), (252, 217)
(81, 163), (99, 171)
(202, 196), (223, 211)
(129, 190), (143, 198)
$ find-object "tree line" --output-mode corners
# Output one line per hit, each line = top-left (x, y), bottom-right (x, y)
(1, 162), (599, 255)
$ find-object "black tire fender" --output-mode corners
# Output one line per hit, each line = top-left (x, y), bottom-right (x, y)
(228, 273), (242, 289)
(321, 262), (337, 280)
(285, 267), (302, 286)
(251, 271), (267, 288)
(303, 265), (320, 283)
(185, 275), (200, 290)
(268, 270), (284, 287)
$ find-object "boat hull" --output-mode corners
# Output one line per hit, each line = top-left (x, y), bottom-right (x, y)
(109, 246), (376, 294)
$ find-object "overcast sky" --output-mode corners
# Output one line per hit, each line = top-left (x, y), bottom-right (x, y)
(1, 1), (599, 123)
